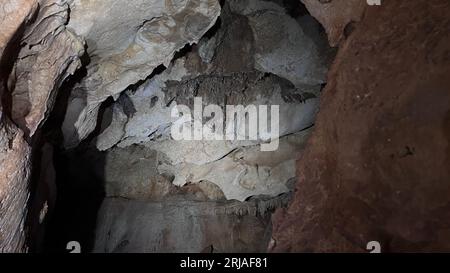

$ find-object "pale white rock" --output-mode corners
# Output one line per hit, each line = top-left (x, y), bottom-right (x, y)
(62, 0), (221, 148)
(144, 139), (237, 166)
(96, 58), (194, 150)
(97, 65), (319, 154)
(157, 130), (312, 201)
(95, 65), (318, 201)
(139, 89), (318, 166)
(90, 0), (325, 203)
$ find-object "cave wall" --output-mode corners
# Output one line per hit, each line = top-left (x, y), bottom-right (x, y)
(2, 0), (449, 253)
(61, 0), (222, 148)
(1, 0), (89, 252)
(0, 0), (37, 253)
(86, 0), (332, 252)
(271, 0), (450, 252)
(94, 198), (274, 253)
(0, 0), (224, 253)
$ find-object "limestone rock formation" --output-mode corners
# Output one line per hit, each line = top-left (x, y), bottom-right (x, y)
(0, 114), (31, 253)
(10, 0), (85, 136)
(92, 0), (332, 202)
(271, 0), (450, 252)
(62, 0), (222, 148)
(94, 197), (277, 253)
(94, 66), (318, 201)
(0, 0), (84, 252)
(156, 130), (312, 201)
(0, 0), (37, 56)
(0, 0), (36, 254)
(99, 145), (173, 201)
(96, 129), (311, 202)
(9, 0), (443, 254)
(95, 58), (192, 151)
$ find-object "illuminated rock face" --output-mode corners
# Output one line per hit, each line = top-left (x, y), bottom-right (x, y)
(92, 0), (332, 202)
(0, 0), (326, 253)
(61, 0), (222, 148)
(0, 0), (332, 253)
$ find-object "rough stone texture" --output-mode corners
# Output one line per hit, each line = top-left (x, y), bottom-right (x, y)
(300, 0), (366, 47)
(95, 58), (191, 151)
(156, 130), (312, 201)
(97, 67), (319, 151)
(62, 0), (221, 148)
(98, 145), (174, 201)
(229, 0), (331, 86)
(0, 0), (85, 252)
(0, 0), (37, 57)
(0, 0), (36, 253)
(64, 0), (334, 148)
(96, 68), (318, 201)
(96, 130), (310, 202)
(0, 114), (31, 252)
(271, 0), (450, 252)
(94, 197), (287, 253)
(10, 0), (85, 136)
(92, 0), (332, 202)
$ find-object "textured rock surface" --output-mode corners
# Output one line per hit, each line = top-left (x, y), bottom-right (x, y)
(96, 69), (318, 200)
(98, 145), (174, 201)
(271, 0), (450, 252)
(95, 59), (191, 151)
(0, 114), (31, 252)
(64, 0), (334, 148)
(156, 130), (312, 201)
(97, 67), (319, 150)
(50, 142), (292, 252)
(93, 0), (331, 201)
(10, 0), (84, 136)
(62, 0), (221, 148)
(229, 0), (331, 86)
(0, 0), (84, 252)
(0, 0), (37, 56)
(0, 0), (36, 253)
(300, 0), (366, 47)
(94, 197), (287, 253)
(97, 130), (310, 201)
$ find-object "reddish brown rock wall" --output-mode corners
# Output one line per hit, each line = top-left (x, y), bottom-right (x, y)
(272, 0), (450, 252)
